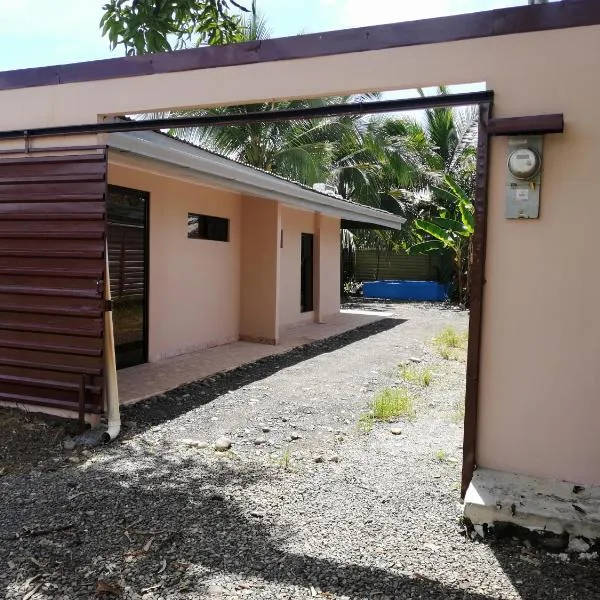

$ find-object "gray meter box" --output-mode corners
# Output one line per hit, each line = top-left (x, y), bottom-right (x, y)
(505, 136), (543, 219)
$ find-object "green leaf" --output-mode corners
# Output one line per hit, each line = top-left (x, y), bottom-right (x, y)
(414, 219), (454, 245)
(431, 217), (470, 237)
(407, 240), (445, 255)
(443, 173), (470, 204)
(458, 199), (475, 233)
(431, 185), (459, 206)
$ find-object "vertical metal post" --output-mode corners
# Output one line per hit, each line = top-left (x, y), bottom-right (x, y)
(461, 101), (492, 498)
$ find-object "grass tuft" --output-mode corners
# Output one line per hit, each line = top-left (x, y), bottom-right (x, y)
(399, 364), (434, 387)
(434, 326), (468, 349)
(434, 326), (468, 360)
(422, 369), (432, 387)
(279, 445), (293, 471)
(451, 400), (465, 424)
(357, 412), (374, 433)
(372, 387), (415, 421)
(439, 347), (454, 360)
(357, 387), (416, 432)
(435, 449), (448, 462)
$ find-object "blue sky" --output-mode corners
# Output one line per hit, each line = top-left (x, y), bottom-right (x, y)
(0, 0), (552, 72)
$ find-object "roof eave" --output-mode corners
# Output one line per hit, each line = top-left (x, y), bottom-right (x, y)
(107, 131), (405, 231)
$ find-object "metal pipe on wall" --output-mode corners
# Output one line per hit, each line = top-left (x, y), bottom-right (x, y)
(0, 91), (494, 142)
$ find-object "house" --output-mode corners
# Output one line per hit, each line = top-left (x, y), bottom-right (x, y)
(106, 130), (403, 366)
(0, 128), (403, 423)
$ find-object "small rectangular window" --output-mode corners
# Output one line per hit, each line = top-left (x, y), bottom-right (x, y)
(188, 213), (229, 242)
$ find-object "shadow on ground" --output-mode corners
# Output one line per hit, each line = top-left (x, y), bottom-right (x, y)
(490, 543), (600, 599)
(0, 318), (404, 475)
(2, 455), (599, 599)
(120, 317), (406, 433)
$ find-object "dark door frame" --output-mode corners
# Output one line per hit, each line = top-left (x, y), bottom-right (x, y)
(107, 184), (150, 369)
(300, 232), (315, 313)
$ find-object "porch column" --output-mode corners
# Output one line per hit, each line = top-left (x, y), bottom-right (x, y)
(239, 196), (281, 344)
(314, 213), (341, 324)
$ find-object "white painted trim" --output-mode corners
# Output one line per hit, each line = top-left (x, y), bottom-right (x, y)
(107, 131), (405, 230)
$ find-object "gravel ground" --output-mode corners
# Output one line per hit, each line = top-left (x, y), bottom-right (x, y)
(2, 302), (600, 600)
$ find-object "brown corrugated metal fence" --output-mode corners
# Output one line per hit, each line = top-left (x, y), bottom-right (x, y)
(0, 150), (107, 414)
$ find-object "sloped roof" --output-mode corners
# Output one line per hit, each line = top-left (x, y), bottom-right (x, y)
(107, 129), (405, 230)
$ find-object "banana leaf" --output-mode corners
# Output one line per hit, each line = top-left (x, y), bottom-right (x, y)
(430, 217), (470, 236)
(407, 240), (445, 255)
(414, 219), (455, 245)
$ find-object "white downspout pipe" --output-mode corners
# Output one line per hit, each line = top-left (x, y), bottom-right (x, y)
(103, 241), (121, 442)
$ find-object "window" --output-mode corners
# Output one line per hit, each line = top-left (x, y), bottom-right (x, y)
(188, 213), (229, 242)
(301, 233), (314, 312)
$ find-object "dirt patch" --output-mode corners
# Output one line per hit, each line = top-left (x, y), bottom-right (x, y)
(0, 409), (75, 476)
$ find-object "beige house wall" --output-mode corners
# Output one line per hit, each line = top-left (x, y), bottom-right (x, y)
(108, 158), (242, 361)
(277, 207), (341, 331)
(0, 28), (597, 132)
(105, 163), (343, 354)
(2, 22), (600, 483)
(239, 195), (281, 344)
(279, 206), (316, 330)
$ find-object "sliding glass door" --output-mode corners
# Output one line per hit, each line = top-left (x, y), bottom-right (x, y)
(107, 186), (149, 369)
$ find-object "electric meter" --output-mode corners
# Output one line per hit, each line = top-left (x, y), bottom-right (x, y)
(507, 147), (541, 180)
(505, 136), (543, 219)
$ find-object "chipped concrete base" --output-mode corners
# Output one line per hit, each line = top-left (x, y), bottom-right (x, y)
(464, 468), (600, 552)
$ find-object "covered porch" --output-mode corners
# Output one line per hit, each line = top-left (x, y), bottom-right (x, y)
(118, 307), (392, 405)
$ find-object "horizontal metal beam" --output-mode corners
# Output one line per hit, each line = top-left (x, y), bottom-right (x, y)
(487, 114), (564, 136)
(0, 90), (494, 142)
(0, 1), (597, 92)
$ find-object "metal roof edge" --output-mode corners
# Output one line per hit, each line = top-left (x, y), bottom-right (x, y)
(107, 131), (405, 230)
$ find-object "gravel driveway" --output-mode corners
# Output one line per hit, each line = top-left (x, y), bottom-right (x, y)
(1, 302), (599, 599)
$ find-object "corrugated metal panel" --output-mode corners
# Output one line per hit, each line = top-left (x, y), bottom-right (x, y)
(0, 151), (107, 413)
(355, 249), (443, 281)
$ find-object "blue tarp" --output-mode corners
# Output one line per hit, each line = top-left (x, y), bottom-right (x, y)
(363, 280), (448, 301)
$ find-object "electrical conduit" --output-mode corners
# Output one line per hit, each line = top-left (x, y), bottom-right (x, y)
(103, 241), (121, 441)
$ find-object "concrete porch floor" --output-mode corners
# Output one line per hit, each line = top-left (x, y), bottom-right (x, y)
(118, 309), (392, 405)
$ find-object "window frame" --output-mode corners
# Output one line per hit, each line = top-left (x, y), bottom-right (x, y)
(187, 212), (230, 242)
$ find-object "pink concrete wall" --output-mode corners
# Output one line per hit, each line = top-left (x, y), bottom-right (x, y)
(108, 157), (241, 361)
(240, 195), (280, 344)
(279, 206), (315, 330)
(477, 45), (600, 483)
(277, 207), (341, 331)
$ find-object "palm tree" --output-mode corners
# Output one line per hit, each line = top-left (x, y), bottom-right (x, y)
(166, 14), (378, 187)
(333, 88), (478, 294)
(174, 99), (350, 185)
(398, 89), (479, 302)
